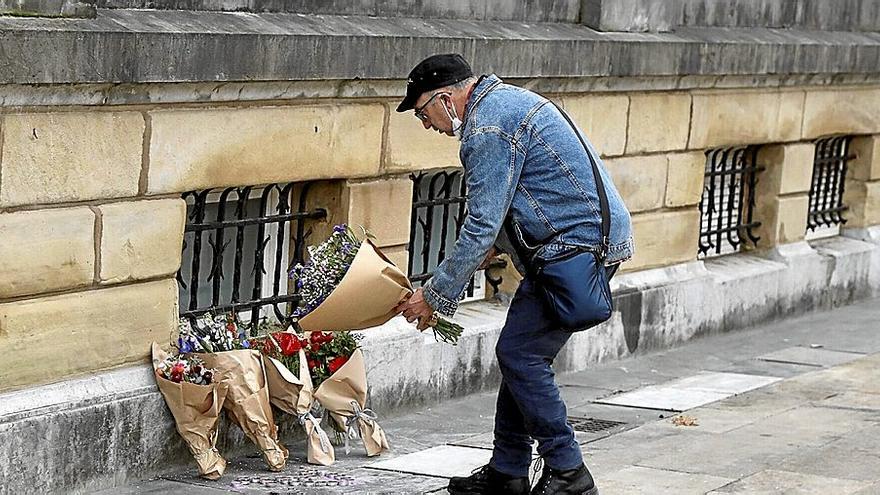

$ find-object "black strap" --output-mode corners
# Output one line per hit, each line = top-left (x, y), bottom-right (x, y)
(552, 102), (611, 256)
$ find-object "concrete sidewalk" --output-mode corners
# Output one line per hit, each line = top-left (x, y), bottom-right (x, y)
(107, 298), (880, 494)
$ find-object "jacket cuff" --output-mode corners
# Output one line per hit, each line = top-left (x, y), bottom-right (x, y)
(422, 283), (459, 317)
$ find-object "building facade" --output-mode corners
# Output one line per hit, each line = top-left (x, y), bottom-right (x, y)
(1, 0), (880, 492)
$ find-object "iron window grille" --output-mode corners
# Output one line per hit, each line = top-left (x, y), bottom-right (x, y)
(807, 136), (853, 234)
(698, 146), (764, 258)
(176, 182), (326, 332)
(409, 170), (502, 301)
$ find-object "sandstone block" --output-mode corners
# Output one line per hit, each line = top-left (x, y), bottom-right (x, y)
(849, 135), (880, 182)
(560, 94), (629, 157)
(344, 178), (413, 247)
(147, 104), (384, 194)
(843, 180), (880, 228)
(99, 199), (186, 284)
(754, 194), (809, 246)
(689, 90), (804, 149)
(386, 105), (462, 172)
(604, 154), (667, 213)
(380, 244), (410, 276)
(802, 88), (880, 139)
(626, 209), (701, 271)
(626, 93), (691, 154)
(666, 152), (706, 208)
(0, 279), (178, 391)
(757, 143), (816, 196)
(0, 112), (143, 207)
(0, 207), (95, 299)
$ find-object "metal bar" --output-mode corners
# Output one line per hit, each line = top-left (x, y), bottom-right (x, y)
(408, 173), (421, 277)
(743, 146), (762, 245)
(187, 189), (211, 311)
(210, 187), (235, 308)
(714, 148), (731, 255)
(702, 222), (763, 237)
(250, 188), (272, 324)
(180, 293), (302, 318)
(412, 196), (468, 208)
(230, 186), (253, 304)
(185, 210), (325, 231)
(438, 172), (453, 263)
(725, 147), (744, 250)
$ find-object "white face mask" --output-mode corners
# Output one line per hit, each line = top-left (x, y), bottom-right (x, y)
(442, 97), (464, 140)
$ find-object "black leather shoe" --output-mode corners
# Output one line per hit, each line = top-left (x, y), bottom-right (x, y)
(530, 464), (598, 495)
(448, 464), (530, 495)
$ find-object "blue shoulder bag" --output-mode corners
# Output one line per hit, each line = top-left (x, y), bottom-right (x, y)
(531, 104), (613, 332)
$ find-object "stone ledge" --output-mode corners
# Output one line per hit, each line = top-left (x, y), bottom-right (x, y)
(1, 10), (879, 85)
(2, 235), (878, 493)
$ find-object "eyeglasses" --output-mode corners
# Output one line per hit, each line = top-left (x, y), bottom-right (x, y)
(414, 92), (448, 121)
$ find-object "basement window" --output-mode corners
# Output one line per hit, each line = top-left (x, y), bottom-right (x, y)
(698, 146), (764, 258)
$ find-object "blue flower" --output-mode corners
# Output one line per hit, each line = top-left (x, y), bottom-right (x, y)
(241, 340), (250, 349)
(333, 224), (347, 233)
(178, 337), (193, 354)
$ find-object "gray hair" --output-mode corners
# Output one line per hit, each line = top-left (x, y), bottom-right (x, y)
(442, 76), (478, 92)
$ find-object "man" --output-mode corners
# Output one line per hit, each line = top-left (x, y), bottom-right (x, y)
(395, 54), (633, 495)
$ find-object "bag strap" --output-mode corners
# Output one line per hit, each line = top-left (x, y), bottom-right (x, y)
(551, 102), (611, 256)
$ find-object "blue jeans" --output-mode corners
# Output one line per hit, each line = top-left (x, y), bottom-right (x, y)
(489, 265), (617, 477)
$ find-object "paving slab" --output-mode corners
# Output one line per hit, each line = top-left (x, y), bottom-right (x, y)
(670, 372), (782, 394)
(596, 465), (732, 495)
(365, 445), (492, 479)
(708, 469), (870, 494)
(596, 386), (730, 411)
(775, 425), (880, 482)
(557, 365), (677, 394)
(757, 347), (866, 367)
(96, 479), (234, 494)
(650, 407), (765, 434)
(595, 372), (780, 411)
(818, 391), (880, 412)
(712, 358), (818, 379)
(558, 384), (617, 408)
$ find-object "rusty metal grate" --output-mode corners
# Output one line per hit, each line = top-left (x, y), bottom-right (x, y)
(567, 417), (627, 433)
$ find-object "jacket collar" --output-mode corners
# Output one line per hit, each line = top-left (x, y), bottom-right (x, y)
(461, 74), (502, 136)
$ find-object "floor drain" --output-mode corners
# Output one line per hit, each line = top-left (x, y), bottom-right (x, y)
(567, 417), (627, 433)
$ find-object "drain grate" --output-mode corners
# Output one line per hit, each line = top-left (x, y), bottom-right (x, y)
(230, 469), (357, 491)
(567, 417), (627, 433)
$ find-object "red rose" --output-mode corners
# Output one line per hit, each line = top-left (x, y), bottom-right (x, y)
(307, 358), (319, 370)
(328, 355), (348, 374)
(274, 333), (301, 356)
(321, 332), (334, 344)
(226, 322), (237, 334)
(310, 341), (322, 353)
(309, 332), (323, 344)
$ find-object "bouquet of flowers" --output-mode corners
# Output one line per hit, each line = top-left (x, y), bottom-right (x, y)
(177, 313), (250, 353)
(290, 224), (462, 344)
(313, 343), (390, 457)
(258, 332), (336, 466)
(151, 343), (227, 479)
(180, 315), (288, 471)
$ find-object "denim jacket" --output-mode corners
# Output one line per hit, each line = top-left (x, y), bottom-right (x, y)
(423, 75), (634, 316)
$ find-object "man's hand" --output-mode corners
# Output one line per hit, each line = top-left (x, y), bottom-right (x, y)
(394, 288), (435, 331)
(478, 246), (499, 270)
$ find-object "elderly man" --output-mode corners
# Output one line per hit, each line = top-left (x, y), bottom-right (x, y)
(395, 54), (633, 495)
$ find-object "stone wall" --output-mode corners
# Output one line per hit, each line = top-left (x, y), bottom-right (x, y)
(2, 80), (880, 392)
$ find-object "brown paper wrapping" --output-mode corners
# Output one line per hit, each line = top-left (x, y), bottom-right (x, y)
(299, 240), (413, 332)
(263, 346), (336, 466)
(151, 343), (227, 480)
(198, 349), (288, 471)
(314, 349), (390, 457)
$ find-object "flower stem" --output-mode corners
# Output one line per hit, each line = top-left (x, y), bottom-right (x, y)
(432, 317), (463, 345)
